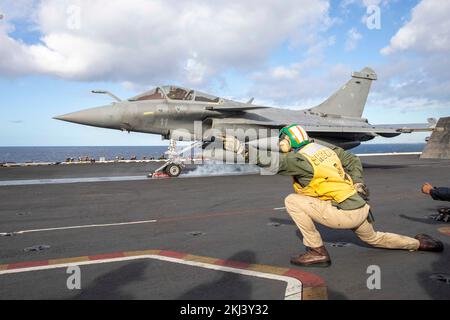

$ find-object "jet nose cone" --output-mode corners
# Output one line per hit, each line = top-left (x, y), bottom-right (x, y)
(54, 105), (123, 129)
(53, 110), (97, 124)
(53, 113), (80, 122)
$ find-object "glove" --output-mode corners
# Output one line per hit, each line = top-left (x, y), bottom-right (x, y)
(421, 183), (433, 195)
(223, 136), (245, 155)
(354, 183), (370, 199)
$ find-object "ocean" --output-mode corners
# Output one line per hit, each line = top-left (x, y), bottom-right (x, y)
(0, 144), (426, 164)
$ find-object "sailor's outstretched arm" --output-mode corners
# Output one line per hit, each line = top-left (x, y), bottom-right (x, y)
(430, 187), (450, 201)
(223, 139), (312, 177)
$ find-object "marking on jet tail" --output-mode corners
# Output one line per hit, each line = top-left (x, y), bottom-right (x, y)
(0, 250), (327, 300)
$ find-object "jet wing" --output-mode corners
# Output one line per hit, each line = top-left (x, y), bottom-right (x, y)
(372, 122), (436, 133)
(211, 118), (434, 136)
(305, 123), (434, 137)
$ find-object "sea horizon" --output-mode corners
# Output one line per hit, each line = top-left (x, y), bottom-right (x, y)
(0, 143), (426, 164)
(0, 142), (425, 147)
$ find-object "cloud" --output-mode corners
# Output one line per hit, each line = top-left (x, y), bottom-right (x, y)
(224, 0), (450, 121)
(381, 0), (450, 55)
(249, 61), (351, 107)
(0, 0), (331, 85)
(340, 0), (390, 28)
(367, 93), (450, 113)
(345, 28), (362, 51)
(0, 26), (32, 75)
(0, 0), (38, 21)
(340, 0), (390, 8)
(374, 0), (450, 113)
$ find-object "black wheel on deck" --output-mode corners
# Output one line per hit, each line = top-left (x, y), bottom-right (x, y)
(166, 164), (182, 177)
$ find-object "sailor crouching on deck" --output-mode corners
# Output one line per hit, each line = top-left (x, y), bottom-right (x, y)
(223, 124), (444, 268)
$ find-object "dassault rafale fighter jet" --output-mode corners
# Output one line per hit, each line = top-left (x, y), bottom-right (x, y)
(54, 67), (449, 177)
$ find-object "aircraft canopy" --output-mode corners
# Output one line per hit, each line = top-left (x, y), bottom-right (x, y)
(129, 86), (221, 103)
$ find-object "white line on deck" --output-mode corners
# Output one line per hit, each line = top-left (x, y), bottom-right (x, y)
(273, 207), (286, 211)
(0, 172), (257, 187)
(0, 219), (157, 236)
(0, 175), (147, 187)
(0, 255), (303, 300)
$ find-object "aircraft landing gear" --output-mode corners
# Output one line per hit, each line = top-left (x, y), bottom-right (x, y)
(147, 161), (184, 178)
(165, 163), (182, 177)
(148, 139), (209, 178)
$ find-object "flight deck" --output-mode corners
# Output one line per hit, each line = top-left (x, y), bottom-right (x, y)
(0, 155), (449, 300)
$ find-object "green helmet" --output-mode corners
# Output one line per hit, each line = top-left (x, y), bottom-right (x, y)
(279, 124), (310, 149)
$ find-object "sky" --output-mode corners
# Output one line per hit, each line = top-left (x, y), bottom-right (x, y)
(0, 0), (449, 146)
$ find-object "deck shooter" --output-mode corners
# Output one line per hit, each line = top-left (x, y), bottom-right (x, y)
(223, 124), (444, 267)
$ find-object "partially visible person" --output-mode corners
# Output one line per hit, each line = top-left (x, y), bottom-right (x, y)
(422, 183), (450, 222)
(422, 183), (450, 202)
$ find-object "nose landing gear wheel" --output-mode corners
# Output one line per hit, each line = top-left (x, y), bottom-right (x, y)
(166, 164), (182, 177)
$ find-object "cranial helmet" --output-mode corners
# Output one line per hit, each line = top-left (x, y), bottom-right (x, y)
(279, 124), (310, 152)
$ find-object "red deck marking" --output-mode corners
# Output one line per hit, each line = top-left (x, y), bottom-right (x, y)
(283, 269), (326, 287)
(7, 260), (49, 270)
(88, 252), (125, 261)
(1, 249), (327, 299)
(158, 251), (188, 259)
(215, 259), (251, 269)
(151, 173), (170, 179)
(438, 227), (450, 236)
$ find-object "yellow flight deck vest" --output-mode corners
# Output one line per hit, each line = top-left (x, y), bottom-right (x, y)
(293, 143), (357, 203)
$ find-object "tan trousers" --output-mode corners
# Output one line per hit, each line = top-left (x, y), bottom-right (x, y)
(285, 193), (420, 250)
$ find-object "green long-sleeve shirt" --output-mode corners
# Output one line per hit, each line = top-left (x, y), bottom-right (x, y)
(255, 144), (366, 210)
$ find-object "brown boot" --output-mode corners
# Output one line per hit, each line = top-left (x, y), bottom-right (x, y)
(290, 246), (331, 267)
(415, 234), (444, 252)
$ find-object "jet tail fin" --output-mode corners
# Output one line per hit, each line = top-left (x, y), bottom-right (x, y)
(421, 117), (450, 159)
(310, 67), (377, 118)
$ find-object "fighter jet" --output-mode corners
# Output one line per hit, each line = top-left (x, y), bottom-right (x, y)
(54, 67), (447, 177)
